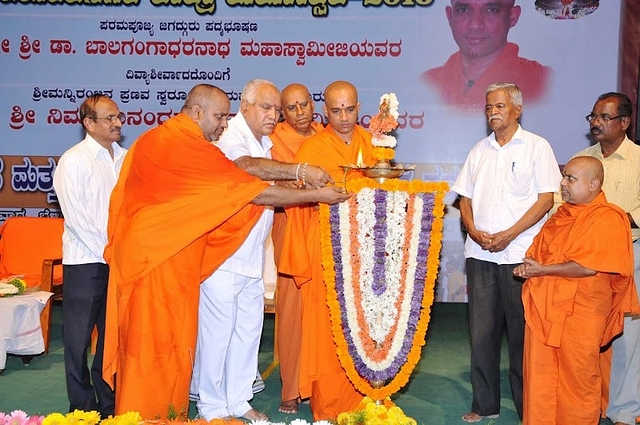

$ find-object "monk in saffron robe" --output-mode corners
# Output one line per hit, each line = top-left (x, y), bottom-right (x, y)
(424, 42), (549, 109)
(514, 156), (640, 424)
(423, 0), (550, 109)
(102, 84), (350, 419)
(270, 83), (324, 415)
(280, 81), (377, 421)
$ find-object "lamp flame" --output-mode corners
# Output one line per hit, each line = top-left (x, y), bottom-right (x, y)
(356, 149), (365, 168)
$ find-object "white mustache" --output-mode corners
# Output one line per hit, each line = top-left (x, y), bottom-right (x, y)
(489, 115), (501, 121)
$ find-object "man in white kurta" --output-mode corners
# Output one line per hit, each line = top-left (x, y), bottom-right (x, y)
(189, 79), (332, 421)
(190, 86), (275, 422)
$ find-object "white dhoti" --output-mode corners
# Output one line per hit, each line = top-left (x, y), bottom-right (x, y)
(190, 269), (265, 419)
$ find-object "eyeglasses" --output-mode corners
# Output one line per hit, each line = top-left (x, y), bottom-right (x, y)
(585, 114), (627, 123)
(93, 112), (126, 124)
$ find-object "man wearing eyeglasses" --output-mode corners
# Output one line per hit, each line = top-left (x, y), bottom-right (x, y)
(53, 94), (127, 418)
(572, 92), (640, 425)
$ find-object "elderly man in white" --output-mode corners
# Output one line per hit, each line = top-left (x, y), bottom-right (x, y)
(189, 79), (332, 422)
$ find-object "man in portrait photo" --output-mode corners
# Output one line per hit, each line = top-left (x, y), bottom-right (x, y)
(423, 0), (551, 109)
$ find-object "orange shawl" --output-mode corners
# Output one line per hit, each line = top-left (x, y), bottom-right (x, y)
(280, 124), (376, 287)
(424, 42), (550, 108)
(522, 192), (640, 348)
(270, 121), (324, 163)
(103, 114), (268, 404)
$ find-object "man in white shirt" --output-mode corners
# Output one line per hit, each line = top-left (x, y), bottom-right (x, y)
(189, 79), (332, 421)
(574, 92), (640, 425)
(451, 82), (561, 423)
(53, 94), (127, 417)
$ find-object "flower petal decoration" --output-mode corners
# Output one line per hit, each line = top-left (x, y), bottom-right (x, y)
(1, 412), (324, 425)
(369, 93), (400, 160)
(337, 397), (416, 425)
(320, 177), (448, 401)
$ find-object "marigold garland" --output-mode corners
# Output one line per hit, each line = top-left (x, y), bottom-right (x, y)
(319, 177), (448, 401)
(371, 147), (395, 162)
(0, 410), (246, 425)
(337, 397), (416, 425)
(0, 411), (344, 425)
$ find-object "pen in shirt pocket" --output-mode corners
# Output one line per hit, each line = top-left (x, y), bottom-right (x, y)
(511, 162), (515, 172)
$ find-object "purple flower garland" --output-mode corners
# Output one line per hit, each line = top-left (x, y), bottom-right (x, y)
(328, 190), (436, 382)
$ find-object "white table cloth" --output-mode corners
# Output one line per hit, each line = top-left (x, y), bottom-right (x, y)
(0, 291), (53, 369)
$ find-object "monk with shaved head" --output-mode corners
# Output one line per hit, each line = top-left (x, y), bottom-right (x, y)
(279, 81), (377, 420)
(270, 83), (324, 414)
(102, 84), (350, 420)
(514, 156), (640, 423)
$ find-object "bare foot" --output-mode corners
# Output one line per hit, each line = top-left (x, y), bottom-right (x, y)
(241, 409), (268, 422)
(278, 399), (299, 414)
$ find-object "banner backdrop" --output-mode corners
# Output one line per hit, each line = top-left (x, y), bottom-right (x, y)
(0, 0), (621, 300)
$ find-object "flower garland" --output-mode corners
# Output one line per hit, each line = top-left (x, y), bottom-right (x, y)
(371, 147), (395, 161)
(1, 402), (416, 425)
(0, 411), (337, 425)
(319, 177), (448, 400)
(0, 411), (243, 425)
(337, 397), (416, 425)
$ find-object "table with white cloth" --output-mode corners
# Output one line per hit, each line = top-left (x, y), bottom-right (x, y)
(0, 291), (53, 370)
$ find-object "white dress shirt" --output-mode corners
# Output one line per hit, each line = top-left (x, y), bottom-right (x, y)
(53, 135), (126, 265)
(451, 125), (562, 264)
(215, 113), (275, 279)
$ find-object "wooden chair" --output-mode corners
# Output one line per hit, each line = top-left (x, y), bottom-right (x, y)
(0, 217), (64, 354)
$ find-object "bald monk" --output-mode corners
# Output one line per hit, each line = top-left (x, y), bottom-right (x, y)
(514, 156), (640, 424)
(270, 83), (324, 414)
(102, 84), (350, 420)
(280, 81), (377, 421)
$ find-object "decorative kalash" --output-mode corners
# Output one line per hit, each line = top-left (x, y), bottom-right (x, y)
(341, 93), (415, 184)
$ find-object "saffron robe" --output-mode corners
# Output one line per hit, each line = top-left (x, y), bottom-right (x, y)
(424, 43), (550, 109)
(270, 121), (324, 164)
(280, 125), (376, 420)
(270, 120), (324, 403)
(521, 192), (640, 424)
(102, 114), (269, 419)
